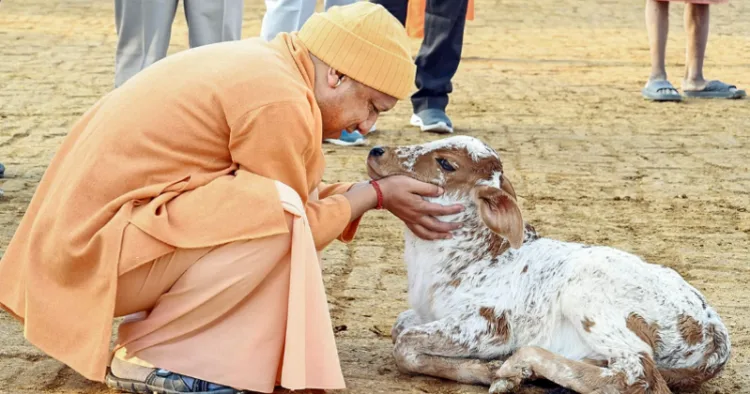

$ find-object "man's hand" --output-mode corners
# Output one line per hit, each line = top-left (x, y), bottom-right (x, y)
(378, 175), (464, 240)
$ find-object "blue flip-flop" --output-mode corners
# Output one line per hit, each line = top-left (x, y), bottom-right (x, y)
(642, 80), (682, 102)
(323, 129), (367, 146)
(683, 80), (746, 99)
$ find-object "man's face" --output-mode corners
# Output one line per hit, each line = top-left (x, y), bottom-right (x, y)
(316, 68), (398, 139)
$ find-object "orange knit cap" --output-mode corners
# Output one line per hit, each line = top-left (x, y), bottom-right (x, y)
(297, 2), (416, 100)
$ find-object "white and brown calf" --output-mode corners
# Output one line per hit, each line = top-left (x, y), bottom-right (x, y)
(366, 136), (730, 394)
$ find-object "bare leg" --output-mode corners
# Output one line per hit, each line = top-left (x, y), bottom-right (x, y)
(393, 317), (508, 386)
(682, 3), (710, 90)
(679, 3), (744, 97)
(642, 0), (682, 100)
(646, 0), (670, 82)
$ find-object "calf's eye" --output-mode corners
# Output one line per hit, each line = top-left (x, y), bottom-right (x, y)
(436, 158), (456, 172)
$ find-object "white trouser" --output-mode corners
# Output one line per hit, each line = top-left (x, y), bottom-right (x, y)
(260, 0), (358, 41)
(114, 0), (244, 87)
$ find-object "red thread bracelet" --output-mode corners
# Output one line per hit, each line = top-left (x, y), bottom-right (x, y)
(369, 180), (384, 209)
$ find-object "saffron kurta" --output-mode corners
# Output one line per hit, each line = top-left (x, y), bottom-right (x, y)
(110, 180), (350, 392)
(0, 32), (360, 383)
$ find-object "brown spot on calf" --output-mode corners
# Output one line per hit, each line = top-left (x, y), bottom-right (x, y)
(582, 317), (596, 332)
(486, 233), (511, 258)
(521, 265), (528, 273)
(404, 148), (502, 194)
(678, 314), (703, 346)
(660, 322), (729, 390)
(479, 307), (510, 342)
(626, 313), (662, 352)
(624, 353), (671, 394)
(448, 278), (461, 287)
(443, 155), (503, 193)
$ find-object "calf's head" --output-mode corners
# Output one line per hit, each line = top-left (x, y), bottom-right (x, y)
(367, 136), (524, 249)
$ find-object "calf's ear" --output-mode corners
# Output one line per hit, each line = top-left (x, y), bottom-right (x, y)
(501, 175), (517, 201)
(472, 185), (524, 249)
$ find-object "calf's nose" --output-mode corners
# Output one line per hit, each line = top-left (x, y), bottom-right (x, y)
(369, 147), (385, 157)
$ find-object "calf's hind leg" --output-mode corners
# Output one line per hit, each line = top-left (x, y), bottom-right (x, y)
(490, 346), (624, 394)
(491, 307), (673, 393)
(393, 316), (510, 386)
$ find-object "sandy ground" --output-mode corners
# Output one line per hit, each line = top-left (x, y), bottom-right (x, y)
(1, 0), (749, 393)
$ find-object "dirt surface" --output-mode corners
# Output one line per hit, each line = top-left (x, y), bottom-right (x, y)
(1, 0), (749, 393)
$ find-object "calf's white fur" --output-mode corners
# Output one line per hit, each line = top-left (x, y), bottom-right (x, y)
(366, 136), (730, 394)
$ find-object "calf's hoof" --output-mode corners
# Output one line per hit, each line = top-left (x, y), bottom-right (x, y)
(489, 378), (518, 394)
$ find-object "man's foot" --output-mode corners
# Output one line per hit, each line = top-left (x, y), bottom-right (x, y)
(0, 163), (5, 178)
(641, 79), (682, 102)
(410, 109), (453, 133)
(106, 356), (245, 394)
(324, 129), (368, 146)
(682, 80), (746, 99)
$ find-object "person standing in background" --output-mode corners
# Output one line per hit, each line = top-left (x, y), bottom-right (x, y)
(261, 0), (355, 41)
(371, 0), (469, 134)
(641, 0), (745, 101)
(114, 0), (244, 88)
(261, 0), (374, 147)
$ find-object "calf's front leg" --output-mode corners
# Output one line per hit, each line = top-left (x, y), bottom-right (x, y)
(393, 316), (509, 386)
(391, 309), (422, 343)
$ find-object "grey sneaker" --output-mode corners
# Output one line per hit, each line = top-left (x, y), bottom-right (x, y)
(410, 109), (453, 134)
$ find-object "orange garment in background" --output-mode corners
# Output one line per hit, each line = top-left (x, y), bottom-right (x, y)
(405, 0), (475, 39)
(0, 31), (360, 387)
(656, 0), (727, 3)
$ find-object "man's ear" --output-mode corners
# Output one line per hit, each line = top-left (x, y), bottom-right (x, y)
(327, 67), (341, 88)
(501, 175), (517, 201)
(472, 185), (524, 249)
